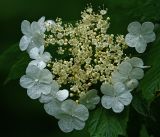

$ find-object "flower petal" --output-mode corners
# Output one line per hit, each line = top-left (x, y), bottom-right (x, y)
(118, 62), (132, 75)
(26, 65), (41, 79)
(125, 34), (139, 48)
(88, 90), (100, 105)
(21, 20), (31, 36)
(72, 118), (85, 130)
(100, 82), (114, 96)
(56, 89), (69, 101)
(101, 95), (114, 109)
(29, 47), (41, 60)
(38, 16), (45, 24)
(61, 100), (77, 115)
(51, 80), (60, 94)
(44, 98), (64, 119)
(73, 104), (89, 121)
(112, 99), (124, 113)
(39, 94), (53, 103)
(112, 71), (128, 83)
(39, 81), (60, 103)
(32, 33), (44, 45)
(128, 57), (143, 68)
(129, 68), (144, 80)
(28, 60), (46, 70)
(127, 21), (141, 34)
(143, 32), (156, 43)
(79, 89), (100, 110)
(126, 79), (139, 90)
(41, 52), (52, 62)
(141, 22), (154, 34)
(39, 69), (53, 84)
(114, 82), (126, 94)
(38, 16), (46, 32)
(31, 22), (41, 34)
(135, 37), (147, 53)
(39, 83), (52, 95)
(39, 46), (45, 54)
(20, 75), (35, 89)
(90, 96), (100, 105)
(27, 34), (44, 51)
(118, 92), (132, 106)
(58, 117), (74, 133)
(27, 83), (51, 99)
(27, 85), (42, 99)
(19, 36), (31, 51)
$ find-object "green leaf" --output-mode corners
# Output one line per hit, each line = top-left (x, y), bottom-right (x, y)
(0, 43), (22, 74)
(129, 0), (160, 22)
(5, 53), (30, 83)
(132, 94), (150, 116)
(140, 28), (160, 103)
(139, 125), (150, 137)
(0, 43), (30, 83)
(86, 107), (129, 137)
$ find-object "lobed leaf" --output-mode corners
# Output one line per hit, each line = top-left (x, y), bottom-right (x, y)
(5, 54), (30, 83)
(86, 107), (129, 137)
(140, 28), (160, 103)
(0, 43), (21, 74)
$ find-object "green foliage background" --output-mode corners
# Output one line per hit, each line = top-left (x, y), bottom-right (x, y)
(0, 0), (160, 137)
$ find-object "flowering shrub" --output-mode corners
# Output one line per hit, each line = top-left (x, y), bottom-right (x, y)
(18, 7), (156, 134)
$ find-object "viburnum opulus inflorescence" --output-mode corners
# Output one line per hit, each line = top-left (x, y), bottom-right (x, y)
(19, 7), (155, 132)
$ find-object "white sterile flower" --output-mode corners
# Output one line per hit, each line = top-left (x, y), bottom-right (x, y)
(39, 80), (60, 103)
(79, 89), (100, 110)
(19, 17), (46, 52)
(125, 21), (156, 53)
(127, 57), (150, 68)
(20, 65), (53, 99)
(44, 99), (89, 132)
(112, 61), (144, 90)
(101, 82), (132, 113)
(39, 81), (69, 103)
(56, 89), (69, 101)
(28, 46), (52, 69)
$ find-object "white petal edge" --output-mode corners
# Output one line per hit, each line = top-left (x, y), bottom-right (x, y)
(127, 21), (141, 34)
(21, 20), (31, 36)
(56, 89), (69, 101)
(112, 99), (124, 113)
(20, 75), (35, 89)
(141, 22), (154, 34)
(19, 36), (31, 51)
(58, 118), (74, 133)
(101, 95), (114, 109)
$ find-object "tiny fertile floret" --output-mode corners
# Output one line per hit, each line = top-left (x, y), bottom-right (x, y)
(45, 8), (127, 100)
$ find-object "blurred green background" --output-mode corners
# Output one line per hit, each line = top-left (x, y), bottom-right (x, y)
(0, 0), (160, 137)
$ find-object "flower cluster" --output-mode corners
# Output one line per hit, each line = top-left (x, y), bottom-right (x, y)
(101, 57), (149, 112)
(45, 9), (127, 100)
(19, 7), (155, 132)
